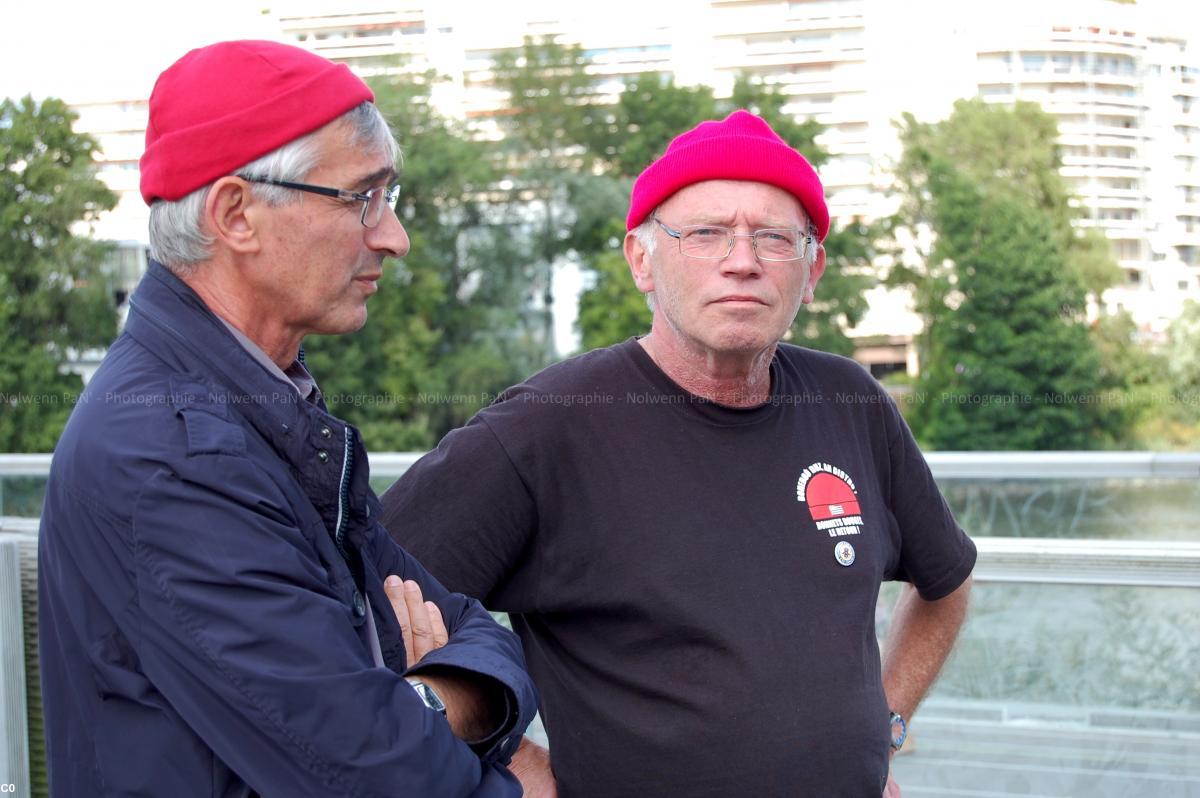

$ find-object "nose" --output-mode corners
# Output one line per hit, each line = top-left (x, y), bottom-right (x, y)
(366, 204), (410, 258)
(720, 233), (763, 277)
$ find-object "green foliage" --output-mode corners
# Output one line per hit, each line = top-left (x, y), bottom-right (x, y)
(1166, 300), (1200, 399)
(491, 37), (601, 172)
(0, 96), (116, 452)
(490, 36), (611, 357)
(792, 219), (877, 357)
(588, 77), (718, 177)
(577, 245), (652, 352)
(907, 174), (1115, 449)
(890, 98), (1126, 449)
(302, 70), (544, 448)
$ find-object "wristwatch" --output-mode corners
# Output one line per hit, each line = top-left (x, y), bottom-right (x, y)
(406, 678), (447, 717)
(889, 711), (907, 752)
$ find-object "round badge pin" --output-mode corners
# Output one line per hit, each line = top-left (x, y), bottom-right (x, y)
(834, 541), (856, 567)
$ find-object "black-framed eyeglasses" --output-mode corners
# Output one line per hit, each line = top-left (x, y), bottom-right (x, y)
(246, 177), (401, 228)
(653, 217), (814, 262)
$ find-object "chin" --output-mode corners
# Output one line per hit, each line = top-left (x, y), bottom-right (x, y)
(316, 308), (369, 337)
(705, 325), (778, 354)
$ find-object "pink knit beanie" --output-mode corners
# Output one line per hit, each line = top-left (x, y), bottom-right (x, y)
(140, 40), (374, 204)
(626, 109), (829, 241)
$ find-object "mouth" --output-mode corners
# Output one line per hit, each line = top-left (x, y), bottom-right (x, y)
(711, 295), (767, 306)
(354, 273), (381, 293)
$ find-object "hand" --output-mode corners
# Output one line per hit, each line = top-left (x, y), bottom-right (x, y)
(509, 737), (557, 798)
(384, 576), (448, 665)
(883, 769), (901, 798)
(384, 575), (505, 742)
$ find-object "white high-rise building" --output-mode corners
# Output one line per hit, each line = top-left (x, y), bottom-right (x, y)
(969, 0), (1200, 335)
(70, 0), (1199, 355)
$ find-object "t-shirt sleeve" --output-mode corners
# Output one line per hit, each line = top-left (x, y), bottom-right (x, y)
(881, 397), (977, 600)
(380, 413), (538, 608)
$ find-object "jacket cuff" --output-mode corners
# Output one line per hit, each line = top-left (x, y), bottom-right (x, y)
(406, 655), (536, 764)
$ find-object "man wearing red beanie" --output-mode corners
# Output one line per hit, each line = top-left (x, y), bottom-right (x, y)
(38, 40), (537, 797)
(382, 109), (975, 797)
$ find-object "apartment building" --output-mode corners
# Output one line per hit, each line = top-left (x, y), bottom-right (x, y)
(971, 0), (1200, 334)
(73, 0), (1199, 354)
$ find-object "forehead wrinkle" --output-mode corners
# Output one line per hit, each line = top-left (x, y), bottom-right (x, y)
(664, 184), (809, 230)
(349, 165), (398, 192)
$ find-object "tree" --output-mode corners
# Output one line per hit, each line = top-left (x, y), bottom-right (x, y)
(586, 76), (718, 177)
(905, 169), (1115, 449)
(1167, 300), (1200, 400)
(302, 70), (544, 448)
(491, 36), (604, 358)
(892, 98), (1119, 309)
(0, 96), (117, 452)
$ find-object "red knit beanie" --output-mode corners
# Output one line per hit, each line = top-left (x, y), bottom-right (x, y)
(139, 40), (374, 205)
(626, 109), (830, 241)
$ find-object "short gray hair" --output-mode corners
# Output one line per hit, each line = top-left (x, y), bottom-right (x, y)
(633, 213), (660, 312)
(148, 102), (398, 272)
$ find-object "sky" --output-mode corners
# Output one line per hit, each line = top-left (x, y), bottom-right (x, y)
(0, 1), (277, 103)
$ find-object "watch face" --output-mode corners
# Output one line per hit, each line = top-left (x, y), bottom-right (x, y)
(408, 679), (447, 715)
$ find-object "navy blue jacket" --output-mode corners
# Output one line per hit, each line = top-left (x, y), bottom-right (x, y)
(38, 262), (536, 797)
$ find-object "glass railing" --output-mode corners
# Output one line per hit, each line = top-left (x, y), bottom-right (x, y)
(4, 452), (1198, 794)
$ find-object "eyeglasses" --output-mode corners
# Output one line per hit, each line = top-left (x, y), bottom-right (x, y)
(245, 177), (401, 228)
(653, 217), (814, 262)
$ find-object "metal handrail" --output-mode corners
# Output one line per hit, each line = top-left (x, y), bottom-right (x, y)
(973, 537), (1200, 588)
(5, 515), (1197, 589)
(4, 451), (1200, 478)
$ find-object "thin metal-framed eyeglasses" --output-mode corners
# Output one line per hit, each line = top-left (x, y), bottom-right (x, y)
(653, 217), (813, 262)
(246, 177), (401, 228)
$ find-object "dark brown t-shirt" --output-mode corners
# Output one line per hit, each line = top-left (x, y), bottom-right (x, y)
(381, 339), (976, 797)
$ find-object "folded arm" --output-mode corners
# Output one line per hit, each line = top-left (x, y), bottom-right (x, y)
(129, 455), (527, 797)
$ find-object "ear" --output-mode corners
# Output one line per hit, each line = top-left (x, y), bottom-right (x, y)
(801, 244), (827, 305)
(624, 231), (655, 295)
(203, 177), (263, 255)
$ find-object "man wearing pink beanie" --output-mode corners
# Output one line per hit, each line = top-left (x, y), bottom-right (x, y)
(38, 40), (537, 797)
(383, 111), (975, 796)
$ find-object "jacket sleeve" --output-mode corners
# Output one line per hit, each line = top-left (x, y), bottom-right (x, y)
(367, 523), (538, 763)
(127, 452), (524, 798)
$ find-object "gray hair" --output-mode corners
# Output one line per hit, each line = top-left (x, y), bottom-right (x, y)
(148, 102), (398, 272)
(633, 214), (660, 312)
(631, 209), (819, 313)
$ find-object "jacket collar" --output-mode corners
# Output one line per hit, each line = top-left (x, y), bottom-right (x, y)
(124, 260), (322, 466)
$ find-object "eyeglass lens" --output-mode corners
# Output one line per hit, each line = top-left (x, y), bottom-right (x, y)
(363, 185), (401, 227)
(678, 226), (802, 260)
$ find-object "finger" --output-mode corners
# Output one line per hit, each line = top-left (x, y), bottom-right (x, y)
(403, 580), (436, 661)
(385, 575), (415, 665)
(425, 601), (448, 649)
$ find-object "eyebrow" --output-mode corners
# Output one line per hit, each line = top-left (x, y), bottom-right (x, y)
(350, 165), (397, 193)
(684, 216), (804, 229)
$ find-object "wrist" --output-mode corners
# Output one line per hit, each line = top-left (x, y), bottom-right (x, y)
(414, 670), (505, 743)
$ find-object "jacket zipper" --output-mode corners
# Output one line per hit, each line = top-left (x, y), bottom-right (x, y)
(334, 426), (353, 560)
